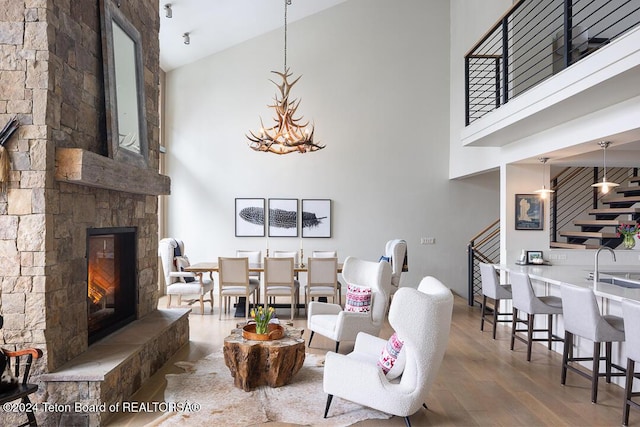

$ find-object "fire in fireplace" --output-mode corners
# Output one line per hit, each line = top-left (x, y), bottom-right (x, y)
(86, 227), (137, 344)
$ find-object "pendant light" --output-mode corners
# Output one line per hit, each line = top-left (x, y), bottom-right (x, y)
(534, 157), (555, 199)
(591, 141), (619, 194)
(246, 0), (324, 154)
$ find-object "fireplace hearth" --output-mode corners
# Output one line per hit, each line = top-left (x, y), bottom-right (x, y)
(87, 227), (137, 344)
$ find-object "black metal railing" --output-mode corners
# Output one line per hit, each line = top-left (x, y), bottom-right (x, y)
(550, 166), (636, 244)
(465, 0), (640, 125)
(467, 219), (500, 306)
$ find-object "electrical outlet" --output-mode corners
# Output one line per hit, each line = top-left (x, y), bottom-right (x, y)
(557, 254), (567, 260)
(421, 237), (436, 245)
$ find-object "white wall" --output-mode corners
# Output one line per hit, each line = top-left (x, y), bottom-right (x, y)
(448, 0), (511, 179)
(163, 0), (500, 297)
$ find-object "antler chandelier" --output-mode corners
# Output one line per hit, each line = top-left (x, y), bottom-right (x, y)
(246, 0), (324, 154)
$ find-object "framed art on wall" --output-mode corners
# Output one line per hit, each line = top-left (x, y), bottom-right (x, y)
(235, 198), (265, 237)
(515, 194), (543, 230)
(301, 199), (331, 238)
(268, 198), (298, 237)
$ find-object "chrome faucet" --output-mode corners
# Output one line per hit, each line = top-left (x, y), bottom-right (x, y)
(594, 246), (616, 284)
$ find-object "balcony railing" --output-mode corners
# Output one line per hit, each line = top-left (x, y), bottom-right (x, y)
(465, 0), (640, 125)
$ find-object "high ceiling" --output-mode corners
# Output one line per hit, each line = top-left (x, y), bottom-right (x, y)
(158, 0), (348, 71)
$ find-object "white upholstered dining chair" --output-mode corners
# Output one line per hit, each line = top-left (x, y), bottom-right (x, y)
(158, 238), (214, 314)
(311, 250), (343, 304)
(305, 257), (339, 310)
(263, 257), (299, 320)
(217, 257), (258, 320)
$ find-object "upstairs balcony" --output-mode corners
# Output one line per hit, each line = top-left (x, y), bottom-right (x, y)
(462, 0), (640, 148)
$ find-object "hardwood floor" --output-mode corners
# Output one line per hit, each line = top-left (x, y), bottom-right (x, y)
(106, 294), (635, 426)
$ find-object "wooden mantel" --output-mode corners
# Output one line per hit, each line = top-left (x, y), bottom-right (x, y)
(55, 148), (171, 195)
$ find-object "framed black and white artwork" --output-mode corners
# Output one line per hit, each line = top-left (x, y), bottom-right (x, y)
(302, 199), (331, 238)
(235, 198), (265, 237)
(268, 198), (298, 237)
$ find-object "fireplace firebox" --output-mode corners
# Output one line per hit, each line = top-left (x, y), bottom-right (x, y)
(87, 227), (137, 344)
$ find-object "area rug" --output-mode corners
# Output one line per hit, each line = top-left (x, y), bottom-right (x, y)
(145, 352), (391, 427)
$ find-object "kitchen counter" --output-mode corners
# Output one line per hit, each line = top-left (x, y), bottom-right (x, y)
(496, 263), (640, 302)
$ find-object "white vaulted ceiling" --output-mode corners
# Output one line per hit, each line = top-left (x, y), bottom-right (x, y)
(158, 0), (348, 71)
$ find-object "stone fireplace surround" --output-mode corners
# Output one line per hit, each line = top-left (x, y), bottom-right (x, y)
(0, 1), (180, 426)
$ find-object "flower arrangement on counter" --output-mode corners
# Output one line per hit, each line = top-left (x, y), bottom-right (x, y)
(617, 224), (640, 237)
(617, 224), (639, 249)
(250, 305), (275, 335)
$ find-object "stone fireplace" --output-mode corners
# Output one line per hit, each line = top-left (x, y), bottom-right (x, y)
(0, 1), (184, 426)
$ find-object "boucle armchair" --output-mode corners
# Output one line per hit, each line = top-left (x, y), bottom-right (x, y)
(322, 276), (454, 426)
(307, 256), (392, 353)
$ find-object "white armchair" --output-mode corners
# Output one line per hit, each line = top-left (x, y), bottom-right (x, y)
(322, 276), (454, 426)
(307, 256), (392, 353)
(158, 238), (214, 313)
(384, 239), (407, 293)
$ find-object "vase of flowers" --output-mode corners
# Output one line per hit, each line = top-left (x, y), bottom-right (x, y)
(617, 224), (639, 249)
(242, 305), (283, 341)
(251, 305), (274, 334)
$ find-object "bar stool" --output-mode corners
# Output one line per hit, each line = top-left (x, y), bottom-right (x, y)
(509, 271), (563, 361)
(560, 284), (625, 403)
(622, 298), (640, 425)
(479, 263), (512, 339)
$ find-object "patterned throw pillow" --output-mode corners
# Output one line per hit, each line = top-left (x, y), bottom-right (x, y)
(344, 284), (372, 313)
(377, 332), (406, 380)
(174, 256), (195, 283)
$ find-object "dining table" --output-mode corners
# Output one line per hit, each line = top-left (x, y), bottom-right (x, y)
(184, 261), (344, 317)
(185, 261), (343, 275)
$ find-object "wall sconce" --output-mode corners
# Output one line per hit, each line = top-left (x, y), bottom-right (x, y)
(183, 32), (190, 45)
(592, 141), (619, 194)
(164, 4), (172, 18)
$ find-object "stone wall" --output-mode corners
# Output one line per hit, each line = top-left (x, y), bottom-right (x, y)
(0, 0), (162, 424)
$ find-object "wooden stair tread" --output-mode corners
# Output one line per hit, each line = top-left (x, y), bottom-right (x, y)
(615, 185), (640, 194)
(602, 195), (640, 204)
(550, 242), (593, 249)
(630, 176), (640, 184)
(589, 207), (640, 215)
(574, 219), (636, 226)
(559, 231), (619, 238)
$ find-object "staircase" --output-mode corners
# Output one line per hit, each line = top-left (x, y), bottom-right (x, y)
(551, 175), (640, 249)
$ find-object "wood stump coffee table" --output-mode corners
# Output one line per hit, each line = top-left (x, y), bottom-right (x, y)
(223, 322), (305, 391)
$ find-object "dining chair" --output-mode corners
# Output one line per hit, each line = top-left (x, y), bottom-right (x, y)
(235, 250), (262, 286)
(312, 250), (342, 304)
(479, 263), (512, 339)
(273, 250), (300, 295)
(235, 250), (262, 304)
(158, 238), (214, 314)
(509, 271), (563, 361)
(263, 257), (299, 320)
(305, 257), (339, 313)
(622, 298), (640, 425)
(560, 283), (625, 403)
(217, 257), (258, 320)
